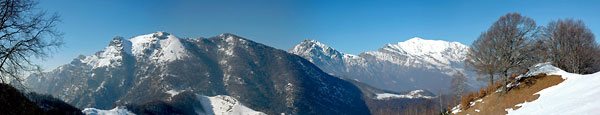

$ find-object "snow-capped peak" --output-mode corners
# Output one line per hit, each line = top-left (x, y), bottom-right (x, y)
(218, 33), (236, 38)
(288, 39), (349, 64)
(129, 31), (187, 62)
(79, 32), (188, 69)
(290, 39), (338, 56)
(365, 37), (469, 67)
(302, 39), (332, 52)
(383, 37), (468, 56)
(80, 37), (132, 69)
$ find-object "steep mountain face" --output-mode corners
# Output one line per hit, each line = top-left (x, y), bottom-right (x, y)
(289, 38), (484, 93)
(26, 32), (370, 114)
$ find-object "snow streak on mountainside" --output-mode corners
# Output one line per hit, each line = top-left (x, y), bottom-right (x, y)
(375, 90), (434, 100)
(82, 106), (135, 115)
(289, 37), (484, 93)
(197, 95), (266, 115)
(26, 32), (370, 115)
(506, 63), (600, 114)
(82, 94), (265, 115)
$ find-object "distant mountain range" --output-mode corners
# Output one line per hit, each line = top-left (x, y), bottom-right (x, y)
(289, 38), (485, 93)
(25, 32), (435, 114)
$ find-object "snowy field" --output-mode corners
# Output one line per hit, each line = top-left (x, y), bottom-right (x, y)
(506, 63), (600, 114)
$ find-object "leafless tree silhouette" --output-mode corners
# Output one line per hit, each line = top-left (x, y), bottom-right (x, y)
(468, 13), (540, 94)
(541, 18), (599, 74)
(0, 0), (62, 84)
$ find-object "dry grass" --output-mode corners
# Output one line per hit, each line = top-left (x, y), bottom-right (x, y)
(454, 74), (564, 115)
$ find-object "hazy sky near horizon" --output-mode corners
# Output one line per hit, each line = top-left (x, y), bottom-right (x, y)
(35, 0), (600, 71)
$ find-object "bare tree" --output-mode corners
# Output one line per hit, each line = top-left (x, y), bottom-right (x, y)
(472, 13), (540, 94)
(541, 19), (599, 74)
(465, 32), (500, 85)
(450, 72), (467, 99)
(0, 0), (62, 84)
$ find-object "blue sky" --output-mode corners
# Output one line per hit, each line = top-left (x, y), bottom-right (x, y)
(35, 0), (600, 71)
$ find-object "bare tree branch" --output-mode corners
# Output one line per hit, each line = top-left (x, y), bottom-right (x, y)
(466, 13), (540, 94)
(541, 18), (599, 74)
(0, 0), (62, 85)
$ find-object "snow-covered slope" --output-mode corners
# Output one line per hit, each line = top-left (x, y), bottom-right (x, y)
(506, 63), (600, 114)
(375, 90), (434, 100)
(198, 95), (266, 115)
(82, 106), (135, 115)
(81, 37), (132, 69)
(129, 31), (187, 62)
(81, 95), (265, 115)
(289, 37), (483, 93)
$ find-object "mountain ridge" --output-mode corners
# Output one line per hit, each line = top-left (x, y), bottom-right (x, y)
(26, 32), (371, 114)
(289, 37), (483, 93)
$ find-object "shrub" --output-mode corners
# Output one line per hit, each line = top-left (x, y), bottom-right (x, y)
(460, 92), (476, 110)
(479, 87), (487, 98)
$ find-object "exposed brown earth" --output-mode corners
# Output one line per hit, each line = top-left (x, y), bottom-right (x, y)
(456, 74), (564, 115)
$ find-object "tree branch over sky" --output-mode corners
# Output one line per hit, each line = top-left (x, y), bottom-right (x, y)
(0, 0), (62, 84)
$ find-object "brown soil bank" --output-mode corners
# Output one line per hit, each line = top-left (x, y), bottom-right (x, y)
(456, 74), (564, 115)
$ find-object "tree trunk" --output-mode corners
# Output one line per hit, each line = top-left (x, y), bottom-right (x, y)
(502, 70), (509, 94)
(489, 73), (494, 85)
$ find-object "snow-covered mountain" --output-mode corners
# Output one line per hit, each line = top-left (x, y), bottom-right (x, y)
(289, 37), (484, 93)
(26, 32), (371, 114)
(288, 39), (367, 76)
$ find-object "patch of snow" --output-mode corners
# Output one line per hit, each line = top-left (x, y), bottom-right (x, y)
(81, 45), (126, 69)
(375, 89), (434, 99)
(475, 109), (480, 112)
(451, 104), (462, 114)
(516, 62), (559, 79)
(507, 63), (600, 114)
(476, 99), (483, 102)
(95, 81), (106, 92)
(82, 106), (135, 115)
(197, 95), (265, 115)
(166, 89), (183, 97)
